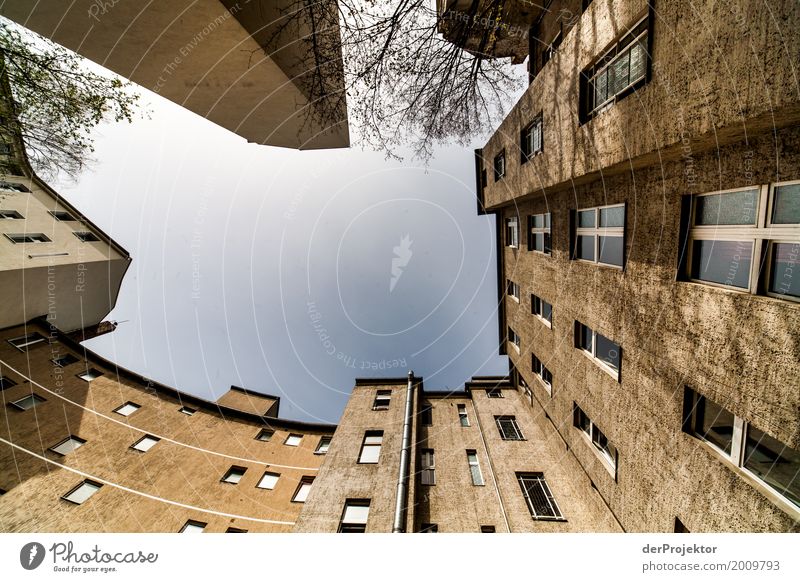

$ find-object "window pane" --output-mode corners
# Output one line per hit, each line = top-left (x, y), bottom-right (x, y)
(581, 325), (593, 352)
(611, 49), (631, 93)
(742, 425), (799, 506)
(64, 481), (101, 504)
(695, 190), (758, 225)
(629, 38), (647, 83)
(577, 235), (595, 261)
(132, 436), (159, 452)
(533, 214), (545, 228)
(578, 209), (596, 228)
(598, 235), (624, 266)
(293, 481), (312, 502)
(285, 434), (302, 446)
(595, 333), (621, 371)
(13, 395), (43, 410)
(359, 444), (381, 463)
(768, 243), (800, 299)
(533, 233), (544, 251)
(541, 301), (552, 322)
(257, 472), (279, 489)
(690, 239), (752, 288)
(470, 464), (484, 486)
(771, 184), (800, 224)
(594, 69), (608, 106)
(599, 206), (625, 227)
(51, 437), (85, 455)
(343, 504), (370, 525)
(697, 398), (735, 455)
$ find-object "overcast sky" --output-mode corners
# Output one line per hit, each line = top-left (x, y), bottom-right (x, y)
(54, 91), (509, 424)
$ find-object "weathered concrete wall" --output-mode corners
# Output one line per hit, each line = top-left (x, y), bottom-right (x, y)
(0, 321), (333, 532)
(500, 127), (800, 532)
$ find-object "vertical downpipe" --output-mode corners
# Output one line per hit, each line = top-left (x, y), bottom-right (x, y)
(392, 371), (415, 533)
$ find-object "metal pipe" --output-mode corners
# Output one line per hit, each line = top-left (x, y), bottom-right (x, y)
(392, 370), (415, 533)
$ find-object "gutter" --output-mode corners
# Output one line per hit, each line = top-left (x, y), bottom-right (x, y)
(392, 370), (415, 533)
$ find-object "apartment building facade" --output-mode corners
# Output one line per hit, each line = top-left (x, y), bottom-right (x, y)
(450, 0), (799, 531)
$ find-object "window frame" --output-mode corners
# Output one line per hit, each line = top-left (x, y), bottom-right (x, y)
(291, 477), (314, 503)
(130, 435), (160, 453)
(520, 115), (544, 162)
(506, 216), (519, 248)
(516, 472), (565, 521)
(284, 433), (303, 447)
(113, 401), (141, 417)
(73, 231), (101, 243)
(575, 322), (621, 381)
(51, 353), (79, 368)
(180, 520), (206, 533)
(315, 435), (332, 454)
(574, 203), (626, 268)
(179, 406), (196, 416)
(573, 404), (618, 477)
(62, 480), (102, 505)
(493, 149), (506, 182)
(49, 435), (86, 456)
(255, 428), (274, 441)
(528, 212), (552, 254)
(531, 354), (553, 396)
(0, 375), (17, 390)
(8, 333), (47, 352)
(506, 279), (520, 302)
(507, 326), (520, 353)
(457, 403), (470, 427)
(487, 388), (504, 399)
(372, 389), (391, 410)
(338, 499), (371, 533)
(466, 450), (485, 486)
(4, 233), (51, 244)
(10, 393), (45, 411)
(495, 415), (525, 441)
(0, 181), (30, 192)
(420, 448), (436, 485)
(221, 465), (247, 485)
(49, 210), (77, 221)
(358, 430), (384, 464)
(256, 471), (280, 490)
(531, 293), (553, 328)
(0, 209), (23, 219)
(77, 368), (103, 382)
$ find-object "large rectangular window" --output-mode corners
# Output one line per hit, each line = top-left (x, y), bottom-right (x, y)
(372, 389), (391, 410)
(521, 116), (543, 162)
(420, 449), (435, 485)
(517, 473), (564, 520)
(581, 15), (649, 120)
(683, 388), (798, 508)
(358, 431), (383, 464)
(338, 499), (370, 533)
(683, 183), (800, 301)
(467, 450), (484, 486)
(496, 415), (524, 441)
(574, 204), (625, 267)
(575, 322), (621, 380)
(528, 213), (551, 254)
(573, 404), (618, 476)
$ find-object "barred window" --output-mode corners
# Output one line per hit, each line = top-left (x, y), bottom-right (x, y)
(495, 415), (524, 440)
(517, 473), (563, 520)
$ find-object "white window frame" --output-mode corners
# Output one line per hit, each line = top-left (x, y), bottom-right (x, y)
(517, 473), (564, 521)
(528, 213), (551, 254)
(457, 403), (470, 427)
(575, 203), (625, 268)
(686, 183), (800, 302)
(521, 116), (543, 162)
(467, 450), (484, 486)
(531, 293), (552, 328)
(358, 431), (383, 464)
(531, 354), (552, 396)
(256, 471), (280, 490)
(62, 480), (102, 505)
(574, 404), (617, 477)
(506, 216), (519, 248)
(113, 402), (140, 417)
(50, 435), (86, 456)
(507, 279), (520, 302)
(292, 477), (314, 503)
(338, 500), (370, 533)
(575, 322), (621, 381)
(315, 436), (332, 454)
(131, 435), (160, 453)
(8, 333), (47, 352)
(221, 466), (247, 485)
(508, 326), (520, 353)
(495, 415), (525, 441)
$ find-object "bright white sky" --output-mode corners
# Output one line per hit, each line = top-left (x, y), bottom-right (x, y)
(55, 87), (511, 424)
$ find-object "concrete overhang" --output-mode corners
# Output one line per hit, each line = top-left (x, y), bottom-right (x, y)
(1, 0), (350, 150)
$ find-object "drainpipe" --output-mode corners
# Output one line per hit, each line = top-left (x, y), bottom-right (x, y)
(392, 370), (415, 533)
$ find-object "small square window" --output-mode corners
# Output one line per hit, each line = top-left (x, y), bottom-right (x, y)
(51, 353), (79, 368)
(77, 368), (103, 382)
(62, 480), (102, 505)
(113, 402), (140, 417)
(50, 436), (86, 456)
(256, 471), (280, 490)
(222, 466), (247, 484)
(255, 428), (274, 441)
(73, 231), (100, 242)
(131, 435), (160, 453)
(0, 375), (17, 390)
(180, 520), (206, 533)
(284, 433), (302, 447)
(292, 477), (314, 503)
(179, 406), (196, 416)
(49, 210), (76, 221)
(10, 394), (45, 410)
(315, 435), (332, 454)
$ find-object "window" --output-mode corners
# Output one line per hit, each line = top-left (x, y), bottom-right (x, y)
(682, 183), (800, 301)
(494, 150), (506, 181)
(581, 16), (649, 120)
(5, 233), (51, 244)
(51, 354), (79, 367)
(674, 518), (690, 533)
(420, 403), (433, 426)
(178, 406), (196, 416)
(10, 394), (45, 410)
(256, 471), (280, 490)
(255, 428), (273, 441)
(0, 375), (16, 390)
(292, 477), (314, 502)
(372, 389), (391, 410)
(457, 404), (470, 427)
(521, 116), (543, 161)
(50, 436), (86, 456)
(131, 435), (160, 453)
(481, 525), (496, 533)
(225, 527), (247, 533)
(574, 204), (625, 267)
(683, 388), (799, 508)
(506, 216), (519, 248)
(222, 466), (247, 485)
(49, 210), (76, 221)
(541, 32), (562, 69)
(507, 279), (520, 301)
(495, 415), (524, 440)
(528, 213), (551, 253)
(9, 333), (46, 352)
(338, 499), (370, 533)
(0, 210), (23, 219)
(77, 368), (103, 382)
(467, 450), (484, 486)
(487, 388), (503, 398)
(0, 181), (30, 192)
(358, 431), (383, 464)
(531, 354), (553, 395)
(284, 433), (302, 447)
(419, 523), (438, 533)
(517, 473), (564, 520)
(507, 327), (520, 352)
(420, 449), (435, 485)
(575, 322), (621, 379)
(113, 402), (140, 417)
(180, 520), (206, 533)
(531, 294), (552, 326)
(73, 231), (100, 242)
(315, 435), (332, 454)
(62, 480), (101, 505)
(573, 404), (618, 474)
